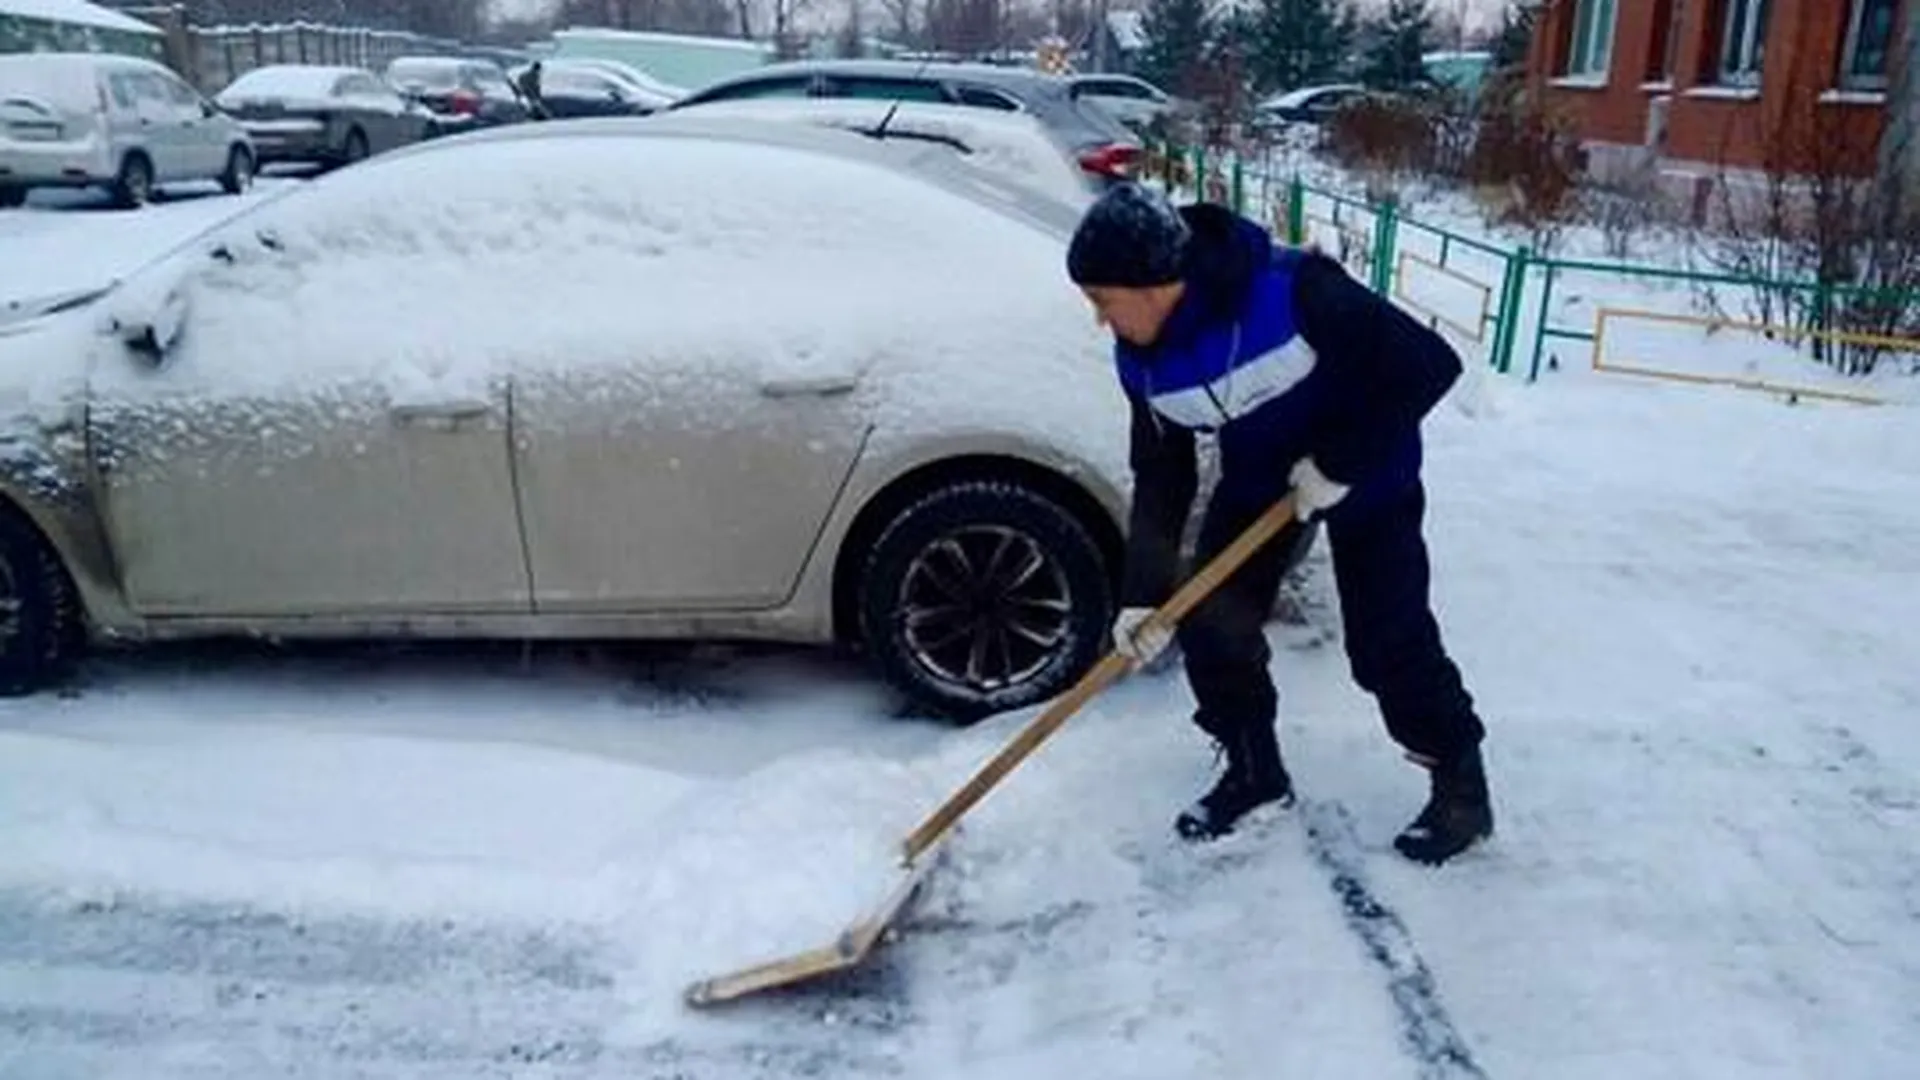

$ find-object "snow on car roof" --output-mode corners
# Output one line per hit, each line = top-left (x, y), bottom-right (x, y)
(0, 0), (159, 34)
(83, 123), (1125, 480)
(216, 65), (362, 101)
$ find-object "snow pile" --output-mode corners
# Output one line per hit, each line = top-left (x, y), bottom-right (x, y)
(0, 713), (957, 1015)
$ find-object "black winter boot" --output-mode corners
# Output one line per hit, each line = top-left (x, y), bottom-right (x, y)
(1394, 746), (1494, 865)
(1175, 724), (1295, 841)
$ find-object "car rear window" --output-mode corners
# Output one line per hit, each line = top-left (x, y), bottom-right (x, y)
(0, 57), (100, 113)
(955, 86), (1020, 111)
(684, 75), (817, 103)
(829, 76), (948, 103)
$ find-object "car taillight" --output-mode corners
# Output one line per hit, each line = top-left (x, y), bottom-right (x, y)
(448, 89), (480, 115)
(1079, 143), (1142, 179)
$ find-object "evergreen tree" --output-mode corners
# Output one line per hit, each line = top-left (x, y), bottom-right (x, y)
(1489, 1), (1539, 73)
(1248, 0), (1356, 94)
(1358, 0), (1432, 91)
(1139, 0), (1215, 100)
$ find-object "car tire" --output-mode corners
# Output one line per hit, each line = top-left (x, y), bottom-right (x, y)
(113, 153), (153, 209)
(0, 505), (81, 697)
(859, 480), (1113, 725)
(341, 128), (369, 165)
(0, 186), (24, 209)
(219, 145), (254, 195)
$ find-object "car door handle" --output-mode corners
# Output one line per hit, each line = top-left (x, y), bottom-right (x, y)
(760, 374), (858, 398)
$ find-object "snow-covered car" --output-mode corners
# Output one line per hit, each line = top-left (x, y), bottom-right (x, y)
(0, 52), (256, 209)
(0, 113), (1183, 721)
(381, 56), (530, 134)
(660, 96), (1098, 206)
(213, 64), (433, 168)
(509, 58), (680, 116)
(1254, 83), (1368, 129)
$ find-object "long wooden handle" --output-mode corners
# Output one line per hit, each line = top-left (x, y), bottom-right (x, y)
(898, 493), (1300, 865)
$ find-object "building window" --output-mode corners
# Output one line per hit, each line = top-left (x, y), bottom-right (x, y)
(1841, 0), (1898, 90)
(1565, 0), (1617, 80)
(1715, 0), (1771, 86)
(1646, 0), (1683, 82)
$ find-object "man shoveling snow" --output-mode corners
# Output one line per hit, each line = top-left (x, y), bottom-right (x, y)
(1066, 182), (1493, 866)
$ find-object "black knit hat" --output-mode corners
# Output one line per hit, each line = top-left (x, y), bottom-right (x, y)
(1066, 182), (1192, 288)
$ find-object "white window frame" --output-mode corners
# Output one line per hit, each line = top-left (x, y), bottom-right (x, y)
(1565, 0), (1618, 81)
(1716, 0), (1771, 87)
(1840, 0), (1897, 91)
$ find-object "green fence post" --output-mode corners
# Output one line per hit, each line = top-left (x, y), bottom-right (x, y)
(1528, 262), (1559, 382)
(1370, 196), (1399, 295)
(1491, 246), (1531, 375)
(1193, 146), (1207, 201)
(1813, 281), (1836, 368)
(1286, 176), (1305, 245)
(1231, 156), (1245, 215)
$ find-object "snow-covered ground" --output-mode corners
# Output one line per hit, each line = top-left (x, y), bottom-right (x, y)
(3, 169), (1918, 1079)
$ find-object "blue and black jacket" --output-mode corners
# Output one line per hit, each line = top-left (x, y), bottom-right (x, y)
(1118, 204), (1463, 607)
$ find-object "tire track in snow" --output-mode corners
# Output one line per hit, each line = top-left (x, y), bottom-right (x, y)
(1299, 799), (1488, 1080)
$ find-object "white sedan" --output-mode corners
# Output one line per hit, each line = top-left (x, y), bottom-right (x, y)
(0, 114), (1147, 721)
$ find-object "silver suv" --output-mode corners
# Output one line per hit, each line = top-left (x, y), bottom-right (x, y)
(0, 52), (256, 209)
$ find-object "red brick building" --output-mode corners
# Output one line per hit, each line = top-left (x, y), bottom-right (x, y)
(1528, 0), (1904, 193)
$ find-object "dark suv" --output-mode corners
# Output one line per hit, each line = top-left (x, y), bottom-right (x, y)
(670, 60), (1145, 188)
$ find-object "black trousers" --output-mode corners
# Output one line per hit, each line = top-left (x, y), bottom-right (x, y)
(1175, 480), (1484, 763)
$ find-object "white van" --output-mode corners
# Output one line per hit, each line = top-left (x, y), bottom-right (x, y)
(0, 53), (256, 209)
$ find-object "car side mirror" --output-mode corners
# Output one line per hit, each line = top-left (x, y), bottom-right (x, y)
(202, 100), (217, 118)
(103, 263), (192, 366)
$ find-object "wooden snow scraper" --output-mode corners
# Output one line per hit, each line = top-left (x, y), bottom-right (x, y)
(683, 493), (1301, 1007)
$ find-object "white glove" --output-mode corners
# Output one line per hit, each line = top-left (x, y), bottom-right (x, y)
(1289, 457), (1350, 522)
(1111, 606), (1174, 665)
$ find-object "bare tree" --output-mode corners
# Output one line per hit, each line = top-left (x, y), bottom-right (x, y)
(875, 0), (921, 44)
(1698, 0), (1919, 376)
(925, 0), (1002, 56)
(836, 0), (867, 55)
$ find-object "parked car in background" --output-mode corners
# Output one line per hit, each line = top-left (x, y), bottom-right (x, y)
(669, 60), (1145, 190)
(1064, 73), (1182, 133)
(662, 97), (1097, 205)
(1254, 83), (1367, 128)
(534, 57), (685, 106)
(0, 113), (1160, 721)
(508, 60), (672, 118)
(213, 64), (431, 169)
(0, 52), (254, 208)
(382, 56), (529, 134)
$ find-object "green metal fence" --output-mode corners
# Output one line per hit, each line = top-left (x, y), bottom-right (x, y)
(1143, 146), (1920, 385)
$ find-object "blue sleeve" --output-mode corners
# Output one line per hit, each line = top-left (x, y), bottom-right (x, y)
(1291, 252), (1461, 486)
